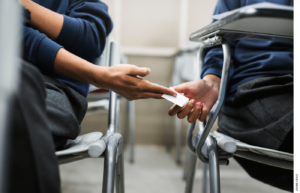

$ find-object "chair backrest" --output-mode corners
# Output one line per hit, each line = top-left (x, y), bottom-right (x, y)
(170, 44), (200, 87)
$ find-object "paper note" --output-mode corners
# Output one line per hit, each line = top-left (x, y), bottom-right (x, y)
(209, 2), (293, 21)
(162, 88), (189, 107)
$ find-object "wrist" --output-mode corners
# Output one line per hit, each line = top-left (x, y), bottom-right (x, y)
(203, 74), (220, 84)
(90, 66), (109, 89)
(203, 74), (221, 91)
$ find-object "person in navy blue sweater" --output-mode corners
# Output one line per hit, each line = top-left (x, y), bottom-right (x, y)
(168, 0), (293, 191)
(7, 0), (177, 192)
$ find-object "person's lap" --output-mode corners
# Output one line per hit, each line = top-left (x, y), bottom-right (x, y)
(42, 75), (87, 150)
(7, 60), (87, 192)
(218, 74), (293, 191)
(7, 61), (61, 193)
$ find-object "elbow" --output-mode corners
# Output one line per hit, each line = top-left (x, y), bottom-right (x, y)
(85, 41), (103, 59)
(79, 22), (110, 61)
(77, 33), (105, 61)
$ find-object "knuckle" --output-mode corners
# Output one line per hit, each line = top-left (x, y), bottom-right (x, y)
(128, 66), (134, 73)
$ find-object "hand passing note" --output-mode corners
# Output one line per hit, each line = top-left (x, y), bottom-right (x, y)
(168, 74), (221, 122)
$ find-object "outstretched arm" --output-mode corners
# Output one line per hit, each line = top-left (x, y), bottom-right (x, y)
(54, 48), (177, 100)
(168, 74), (220, 122)
(21, 1), (176, 100)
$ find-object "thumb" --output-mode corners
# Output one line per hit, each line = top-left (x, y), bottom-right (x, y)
(127, 65), (151, 77)
(172, 82), (190, 94)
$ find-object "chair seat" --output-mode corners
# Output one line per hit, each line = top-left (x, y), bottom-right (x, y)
(212, 131), (293, 162)
(56, 132), (103, 156)
(87, 99), (109, 110)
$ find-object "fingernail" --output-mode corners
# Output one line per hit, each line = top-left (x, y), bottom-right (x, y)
(197, 102), (201, 106)
(191, 99), (195, 104)
(202, 103), (205, 107)
(147, 68), (151, 74)
(173, 93), (177, 97)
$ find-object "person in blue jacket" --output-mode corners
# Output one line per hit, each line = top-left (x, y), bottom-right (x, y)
(7, 0), (177, 192)
(168, 0), (293, 191)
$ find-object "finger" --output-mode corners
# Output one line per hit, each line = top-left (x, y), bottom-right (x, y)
(127, 65), (151, 77)
(171, 82), (191, 93)
(188, 102), (203, 123)
(138, 92), (164, 99)
(177, 100), (195, 119)
(143, 82), (177, 97)
(168, 104), (182, 116)
(199, 103), (209, 122)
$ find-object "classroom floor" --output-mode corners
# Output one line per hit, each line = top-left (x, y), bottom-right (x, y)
(60, 145), (288, 193)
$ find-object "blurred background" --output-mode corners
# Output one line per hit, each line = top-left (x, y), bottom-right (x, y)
(82, 0), (217, 146)
(60, 1), (288, 193)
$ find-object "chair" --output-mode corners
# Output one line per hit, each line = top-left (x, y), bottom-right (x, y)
(56, 40), (125, 193)
(184, 6), (293, 193)
(87, 36), (136, 163)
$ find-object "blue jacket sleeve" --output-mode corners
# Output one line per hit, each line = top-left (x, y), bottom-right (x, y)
(23, 25), (63, 74)
(201, 0), (240, 79)
(55, 0), (113, 61)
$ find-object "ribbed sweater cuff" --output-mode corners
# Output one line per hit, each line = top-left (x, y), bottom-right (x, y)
(35, 36), (63, 73)
(55, 15), (81, 51)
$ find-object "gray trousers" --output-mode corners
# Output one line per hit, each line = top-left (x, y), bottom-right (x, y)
(7, 61), (87, 193)
(43, 75), (87, 150)
(219, 74), (293, 191)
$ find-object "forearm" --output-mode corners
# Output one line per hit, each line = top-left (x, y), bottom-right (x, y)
(22, 0), (63, 40)
(54, 48), (106, 87)
(54, 48), (177, 100)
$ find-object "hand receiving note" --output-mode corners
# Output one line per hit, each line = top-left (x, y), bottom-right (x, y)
(167, 74), (221, 123)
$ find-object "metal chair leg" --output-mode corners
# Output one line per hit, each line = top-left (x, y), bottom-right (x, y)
(175, 117), (182, 165)
(183, 148), (191, 180)
(128, 100), (135, 163)
(102, 134), (123, 193)
(184, 153), (197, 193)
(116, 98), (121, 133)
(207, 136), (220, 193)
(166, 115), (174, 152)
(115, 141), (125, 193)
(202, 163), (208, 193)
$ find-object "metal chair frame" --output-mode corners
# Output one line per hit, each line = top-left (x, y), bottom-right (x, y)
(88, 36), (136, 164)
(56, 41), (125, 193)
(184, 7), (293, 193)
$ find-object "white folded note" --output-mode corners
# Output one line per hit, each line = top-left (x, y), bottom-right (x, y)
(162, 88), (189, 107)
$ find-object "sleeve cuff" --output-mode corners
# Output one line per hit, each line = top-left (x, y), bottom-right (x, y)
(55, 15), (82, 51)
(201, 66), (222, 79)
(35, 36), (63, 74)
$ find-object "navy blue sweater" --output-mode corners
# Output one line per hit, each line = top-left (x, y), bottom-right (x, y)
(202, 0), (293, 95)
(23, 0), (113, 97)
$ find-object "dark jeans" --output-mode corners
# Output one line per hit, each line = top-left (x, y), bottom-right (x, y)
(218, 74), (293, 192)
(7, 61), (87, 193)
